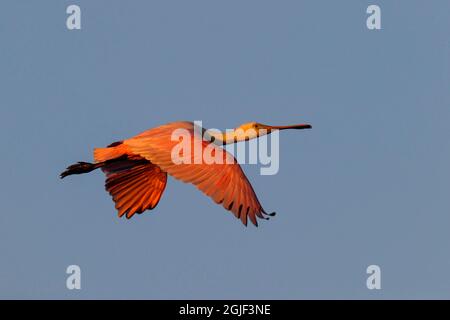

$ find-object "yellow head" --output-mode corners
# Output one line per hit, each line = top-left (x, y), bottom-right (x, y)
(207, 121), (312, 145)
(235, 121), (312, 139)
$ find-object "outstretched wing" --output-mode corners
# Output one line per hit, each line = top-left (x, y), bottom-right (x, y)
(101, 156), (167, 219)
(123, 122), (273, 226)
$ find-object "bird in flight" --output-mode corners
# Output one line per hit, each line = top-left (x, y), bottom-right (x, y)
(61, 121), (311, 226)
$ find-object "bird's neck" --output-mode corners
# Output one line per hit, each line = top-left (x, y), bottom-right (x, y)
(205, 128), (261, 145)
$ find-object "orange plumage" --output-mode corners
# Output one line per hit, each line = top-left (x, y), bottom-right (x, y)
(61, 121), (311, 226)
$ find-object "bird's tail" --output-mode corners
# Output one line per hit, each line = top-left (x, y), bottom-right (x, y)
(60, 161), (103, 179)
(93, 142), (126, 162)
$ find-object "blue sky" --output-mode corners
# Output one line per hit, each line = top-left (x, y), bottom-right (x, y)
(0, 1), (449, 299)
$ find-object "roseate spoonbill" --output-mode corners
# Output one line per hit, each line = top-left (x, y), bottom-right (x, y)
(60, 121), (311, 226)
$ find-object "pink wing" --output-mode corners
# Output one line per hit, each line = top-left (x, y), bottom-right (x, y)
(101, 156), (167, 219)
(124, 122), (274, 226)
